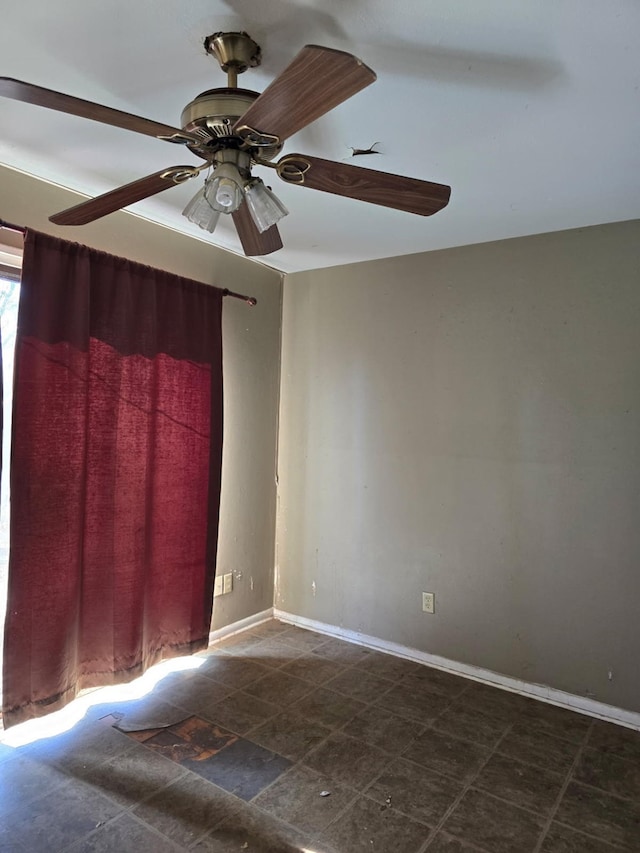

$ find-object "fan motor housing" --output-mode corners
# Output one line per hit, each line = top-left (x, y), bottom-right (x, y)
(181, 88), (283, 161)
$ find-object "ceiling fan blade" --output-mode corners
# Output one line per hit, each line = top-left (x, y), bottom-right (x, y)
(232, 203), (283, 257)
(49, 167), (199, 226)
(233, 45), (376, 145)
(0, 77), (199, 144)
(277, 154), (451, 217)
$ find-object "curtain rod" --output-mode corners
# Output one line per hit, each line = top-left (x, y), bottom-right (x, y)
(0, 219), (25, 234)
(0, 219), (257, 306)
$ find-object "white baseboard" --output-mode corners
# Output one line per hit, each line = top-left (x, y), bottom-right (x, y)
(274, 608), (640, 732)
(208, 608), (274, 646)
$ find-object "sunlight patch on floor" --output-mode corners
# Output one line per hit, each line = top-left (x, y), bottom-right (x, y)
(0, 652), (204, 748)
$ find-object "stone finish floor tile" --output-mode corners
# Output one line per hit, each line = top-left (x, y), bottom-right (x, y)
(375, 681), (452, 724)
(197, 689), (280, 734)
(342, 704), (425, 755)
(242, 669), (315, 706)
(183, 737), (291, 801)
(497, 721), (581, 773)
(191, 800), (312, 852)
(68, 812), (185, 853)
(311, 637), (374, 665)
(367, 757), (464, 825)
(426, 833), (489, 852)
(303, 730), (392, 790)
(587, 722), (640, 762)
(246, 637), (307, 666)
(0, 752), (70, 811)
(245, 619), (290, 640)
(2, 777), (123, 853)
(195, 653), (272, 689)
(25, 719), (138, 773)
(518, 700), (593, 743)
(279, 653), (348, 685)
(453, 683), (528, 721)
(354, 650), (424, 682)
(247, 709), (332, 761)
(555, 782), (640, 850)
(573, 747), (640, 801)
(540, 821), (629, 852)
(291, 686), (367, 728)
(407, 728), (491, 782)
(0, 837), (28, 853)
(151, 672), (232, 714)
(276, 625), (328, 651)
(319, 794), (430, 853)
(324, 667), (395, 704)
(400, 668), (470, 699)
(432, 702), (513, 748)
(86, 694), (186, 730)
(131, 773), (238, 847)
(79, 741), (188, 807)
(212, 632), (264, 657)
(443, 789), (546, 853)
(253, 764), (357, 834)
(474, 752), (565, 815)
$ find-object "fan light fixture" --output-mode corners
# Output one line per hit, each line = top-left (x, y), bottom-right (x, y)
(182, 155), (288, 235)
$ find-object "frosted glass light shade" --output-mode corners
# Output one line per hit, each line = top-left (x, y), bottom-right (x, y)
(182, 187), (221, 233)
(244, 179), (289, 233)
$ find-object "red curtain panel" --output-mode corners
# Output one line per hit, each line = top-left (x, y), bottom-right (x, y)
(2, 232), (223, 728)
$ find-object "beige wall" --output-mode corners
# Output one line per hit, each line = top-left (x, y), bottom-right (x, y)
(0, 165), (283, 629)
(277, 220), (640, 712)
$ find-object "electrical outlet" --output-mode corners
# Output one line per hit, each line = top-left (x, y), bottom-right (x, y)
(223, 573), (233, 594)
(422, 592), (435, 613)
(214, 575), (223, 597)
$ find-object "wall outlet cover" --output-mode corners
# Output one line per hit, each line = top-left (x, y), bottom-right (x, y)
(422, 592), (435, 613)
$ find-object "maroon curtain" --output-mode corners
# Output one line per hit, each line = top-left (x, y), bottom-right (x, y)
(2, 231), (223, 728)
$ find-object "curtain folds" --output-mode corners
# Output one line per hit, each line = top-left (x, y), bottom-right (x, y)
(2, 231), (223, 728)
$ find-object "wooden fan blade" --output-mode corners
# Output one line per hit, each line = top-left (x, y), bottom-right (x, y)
(49, 167), (199, 225)
(0, 77), (199, 144)
(233, 45), (376, 145)
(232, 203), (283, 257)
(278, 154), (451, 216)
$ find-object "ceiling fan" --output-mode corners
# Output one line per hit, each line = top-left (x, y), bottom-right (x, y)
(0, 32), (451, 257)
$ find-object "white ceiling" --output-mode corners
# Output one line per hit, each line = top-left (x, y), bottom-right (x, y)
(1, 0), (639, 273)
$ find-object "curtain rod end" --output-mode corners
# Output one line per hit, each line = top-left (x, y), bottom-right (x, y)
(222, 287), (257, 306)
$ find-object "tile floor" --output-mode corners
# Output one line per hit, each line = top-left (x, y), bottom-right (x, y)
(1, 619), (639, 852)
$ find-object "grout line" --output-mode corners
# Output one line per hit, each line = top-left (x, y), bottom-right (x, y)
(531, 718), (595, 853)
